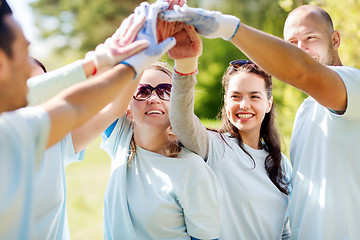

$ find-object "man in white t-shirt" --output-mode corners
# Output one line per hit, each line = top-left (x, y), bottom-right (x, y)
(160, 2), (360, 239)
(0, 0), (175, 238)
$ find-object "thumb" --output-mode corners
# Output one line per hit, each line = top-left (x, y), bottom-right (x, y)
(157, 37), (176, 53)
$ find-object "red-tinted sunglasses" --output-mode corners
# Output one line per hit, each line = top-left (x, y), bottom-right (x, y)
(133, 83), (172, 101)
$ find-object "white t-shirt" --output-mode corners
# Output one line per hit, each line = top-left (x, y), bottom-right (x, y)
(289, 66), (360, 239)
(206, 131), (292, 239)
(101, 116), (222, 240)
(0, 107), (50, 239)
(34, 134), (85, 240)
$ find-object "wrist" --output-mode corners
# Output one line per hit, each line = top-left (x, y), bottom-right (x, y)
(174, 57), (198, 75)
(219, 14), (240, 40)
(82, 57), (97, 77)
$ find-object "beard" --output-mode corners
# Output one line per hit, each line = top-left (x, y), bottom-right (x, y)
(321, 39), (336, 66)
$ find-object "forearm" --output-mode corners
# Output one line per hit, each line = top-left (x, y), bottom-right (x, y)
(169, 72), (209, 159)
(71, 76), (140, 153)
(231, 24), (346, 111)
(43, 64), (135, 148)
(27, 60), (88, 105)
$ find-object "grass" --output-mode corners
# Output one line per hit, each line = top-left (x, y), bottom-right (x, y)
(66, 137), (110, 239)
(65, 119), (290, 239)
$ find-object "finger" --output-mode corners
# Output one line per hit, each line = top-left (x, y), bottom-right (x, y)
(112, 14), (135, 41)
(158, 36), (177, 53)
(134, 2), (150, 17)
(122, 16), (146, 44)
(159, 10), (191, 22)
(113, 40), (149, 60)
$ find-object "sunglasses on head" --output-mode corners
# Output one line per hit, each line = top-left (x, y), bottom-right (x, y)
(133, 83), (172, 101)
(229, 59), (257, 68)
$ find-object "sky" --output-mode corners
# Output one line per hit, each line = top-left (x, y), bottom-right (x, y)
(7, 0), (48, 58)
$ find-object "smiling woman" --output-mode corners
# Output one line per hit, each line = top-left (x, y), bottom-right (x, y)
(99, 62), (222, 240)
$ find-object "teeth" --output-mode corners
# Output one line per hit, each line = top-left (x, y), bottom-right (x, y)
(237, 113), (253, 119)
(146, 110), (163, 115)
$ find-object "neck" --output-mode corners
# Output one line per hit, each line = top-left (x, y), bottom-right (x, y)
(333, 53), (343, 66)
(133, 125), (171, 155)
(239, 131), (262, 150)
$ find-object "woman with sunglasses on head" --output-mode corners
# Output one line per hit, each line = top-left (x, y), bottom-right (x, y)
(166, 25), (292, 239)
(100, 62), (222, 240)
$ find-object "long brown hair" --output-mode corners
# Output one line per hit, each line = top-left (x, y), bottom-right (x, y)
(127, 62), (182, 166)
(219, 62), (290, 195)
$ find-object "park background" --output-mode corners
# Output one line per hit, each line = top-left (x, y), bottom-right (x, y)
(9, 0), (360, 239)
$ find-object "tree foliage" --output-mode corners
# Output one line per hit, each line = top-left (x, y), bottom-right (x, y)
(30, 0), (359, 151)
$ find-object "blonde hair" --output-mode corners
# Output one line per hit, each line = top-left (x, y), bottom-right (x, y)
(127, 62), (182, 166)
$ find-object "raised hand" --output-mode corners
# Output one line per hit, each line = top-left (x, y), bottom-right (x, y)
(168, 25), (202, 60)
(156, 0), (186, 42)
(85, 14), (149, 73)
(160, 5), (240, 40)
(122, 1), (176, 77)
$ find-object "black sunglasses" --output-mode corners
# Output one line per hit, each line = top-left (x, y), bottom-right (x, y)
(133, 83), (172, 101)
(229, 59), (257, 68)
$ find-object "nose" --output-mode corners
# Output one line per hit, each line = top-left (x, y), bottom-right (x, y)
(239, 98), (250, 110)
(147, 90), (161, 102)
(297, 40), (307, 50)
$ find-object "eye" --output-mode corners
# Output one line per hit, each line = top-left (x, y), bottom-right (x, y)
(306, 35), (316, 41)
(230, 94), (240, 99)
(251, 95), (261, 99)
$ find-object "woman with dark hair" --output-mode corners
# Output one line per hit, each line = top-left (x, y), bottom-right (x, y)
(168, 25), (292, 239)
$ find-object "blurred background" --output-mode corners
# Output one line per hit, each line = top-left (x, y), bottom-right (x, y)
(8, 0), (360, 239)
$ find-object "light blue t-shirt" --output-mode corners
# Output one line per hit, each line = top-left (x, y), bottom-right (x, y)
(289, 66), (360, 239)
(34, 133), (85, 240)
(26, 58), (87, 239)
(101, 116), (222, 240)
(0, 106), (50, 240)
(206, 131), (292, 240)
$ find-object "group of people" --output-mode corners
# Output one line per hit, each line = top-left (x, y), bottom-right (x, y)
(1, 0), (359, 239)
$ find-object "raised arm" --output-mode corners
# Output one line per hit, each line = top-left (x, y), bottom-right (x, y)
(230, 24), (346, 112)
(70, 75), (140, 153)
(166, 25), (210, 159)
(27, 14), (147, 106)
(160, 6), (347, 112)
(42, 2), (176, 148)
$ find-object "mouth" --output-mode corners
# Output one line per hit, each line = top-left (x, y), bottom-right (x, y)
(145, 110), (164, 115)
(236, 113), (254, 120)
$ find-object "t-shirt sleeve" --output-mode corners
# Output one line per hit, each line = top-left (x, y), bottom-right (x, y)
(327, 66), (360, 120)
(281, 153), (293, 195)
(62, 133), (86, 166)
(177, 153), (222, 239)
(100, 115), (132, 159)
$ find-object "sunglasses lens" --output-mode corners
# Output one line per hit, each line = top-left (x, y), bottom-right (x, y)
(134, 85), (151, 100)
(230, 60), (251, 68)
(156, 84), (172, 101)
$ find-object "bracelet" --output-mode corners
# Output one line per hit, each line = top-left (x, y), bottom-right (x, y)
(174, 68), (198, 76)
(92, 66), (97, 76)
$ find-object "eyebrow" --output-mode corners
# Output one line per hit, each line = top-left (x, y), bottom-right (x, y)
(229, 90), (263, 95)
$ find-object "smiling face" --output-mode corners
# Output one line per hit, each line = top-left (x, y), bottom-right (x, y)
(129, 69), (172, 132)
(283, 5), (338, 66)
(224, 71), (272, 141)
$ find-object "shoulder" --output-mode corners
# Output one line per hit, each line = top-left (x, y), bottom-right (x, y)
(0, 106), (50, 139)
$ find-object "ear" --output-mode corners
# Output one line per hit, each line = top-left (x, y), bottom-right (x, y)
(266, 96), (273, 113)
(331, 30), (341, 50)
(126, 107), (133, 121)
